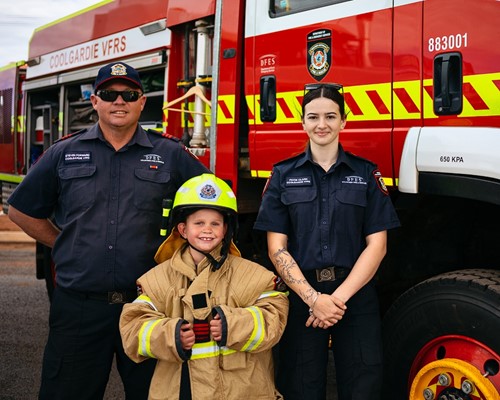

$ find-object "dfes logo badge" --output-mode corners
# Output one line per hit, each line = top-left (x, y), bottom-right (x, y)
(306, 29), (332, 81)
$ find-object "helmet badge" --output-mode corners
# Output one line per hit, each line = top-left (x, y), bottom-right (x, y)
(198, 182), (219, 200)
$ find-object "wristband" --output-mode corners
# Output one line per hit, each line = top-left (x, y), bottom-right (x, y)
(308, 292), (321, 316)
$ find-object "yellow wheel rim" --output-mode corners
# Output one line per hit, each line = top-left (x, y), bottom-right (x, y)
(409, 358), (498, 399)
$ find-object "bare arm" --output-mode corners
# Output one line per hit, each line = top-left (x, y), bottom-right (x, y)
(332, 230), (387, 303)
(267, 232), (317, 307)
(8, 205), (59, 248)
(267, 232), (346, 328)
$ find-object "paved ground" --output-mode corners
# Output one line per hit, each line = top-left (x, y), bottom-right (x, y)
(0, 213), (124, 400)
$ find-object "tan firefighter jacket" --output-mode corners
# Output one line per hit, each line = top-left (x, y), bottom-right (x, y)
(119, 242), (289, 400)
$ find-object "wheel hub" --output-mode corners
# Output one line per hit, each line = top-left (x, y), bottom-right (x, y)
(409, 358), (497, 400)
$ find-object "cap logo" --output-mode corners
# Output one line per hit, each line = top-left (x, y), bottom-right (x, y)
(199, 183), (218, 200)
(110, 63), (128, 77)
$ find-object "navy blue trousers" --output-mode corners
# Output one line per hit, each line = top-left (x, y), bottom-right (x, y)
(276, 277), (383, 400)
(38, 287), (156, 400)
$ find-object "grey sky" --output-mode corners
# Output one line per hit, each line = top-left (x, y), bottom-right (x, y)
(0, 0), (102, 67)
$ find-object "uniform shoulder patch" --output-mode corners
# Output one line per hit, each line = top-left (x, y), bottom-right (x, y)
(136, 283), (143, 296)
(261, 171), (273, 197)
(372, 169), (389, 195)
(273, 275), (288, 292)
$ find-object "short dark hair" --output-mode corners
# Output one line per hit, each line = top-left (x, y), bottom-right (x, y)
(302, 83), (345, 118)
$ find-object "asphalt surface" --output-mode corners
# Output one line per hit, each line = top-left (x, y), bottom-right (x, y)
(0, 215), (124, 399)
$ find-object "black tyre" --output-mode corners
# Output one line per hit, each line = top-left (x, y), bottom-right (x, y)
(382, 269), (500, 398)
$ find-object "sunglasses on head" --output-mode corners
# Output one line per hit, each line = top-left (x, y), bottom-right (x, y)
(304, 83), (344, 97)
(96, 89), (143, 102)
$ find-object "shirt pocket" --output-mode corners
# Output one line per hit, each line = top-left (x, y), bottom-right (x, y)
(335, 189), (367, 228)
(58, 165), (97, 216)
(281, 188), (317, 234)
(134, 169), (172, 212)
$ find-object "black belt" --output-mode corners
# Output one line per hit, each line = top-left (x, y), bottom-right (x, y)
(60, 288), (138, 304)
(313, 267), (350, 282)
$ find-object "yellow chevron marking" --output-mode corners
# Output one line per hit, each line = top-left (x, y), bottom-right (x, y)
(217, 95), (235, 124)
(165, 72), (499, 127)
(252, 72), (500, 124)
(251, 170), (272, 178)
(393, 80), (422, 120)
(463, 72), (500, 117)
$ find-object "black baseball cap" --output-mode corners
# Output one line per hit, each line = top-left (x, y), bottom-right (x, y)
(94, 62), (143, 92)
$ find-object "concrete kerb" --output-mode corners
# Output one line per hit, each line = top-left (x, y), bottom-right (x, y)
(0, 231), (35, 243)
(0, 211), (35, 243)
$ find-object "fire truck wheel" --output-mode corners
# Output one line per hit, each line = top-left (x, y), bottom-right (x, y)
(382, 269), (500, 398)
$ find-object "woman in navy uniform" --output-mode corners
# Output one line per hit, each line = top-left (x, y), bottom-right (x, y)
(8, 62), (209, 400)
(254, 83), (400, 400)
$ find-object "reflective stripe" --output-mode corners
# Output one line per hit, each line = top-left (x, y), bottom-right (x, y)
(191, 341), (236, 360)
(133, 294), (158, 311)
(258, 290), (284, 299)
(138, 319), (162, 358)
(241, 306), (265, 352)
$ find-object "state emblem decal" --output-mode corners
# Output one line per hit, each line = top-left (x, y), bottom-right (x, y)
(307, 29), (332, 81)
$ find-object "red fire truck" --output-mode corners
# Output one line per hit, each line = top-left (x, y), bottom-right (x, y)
(1, 0), (499, 398)
(0, 61), (26, 210)
(0, 0), (171, 208)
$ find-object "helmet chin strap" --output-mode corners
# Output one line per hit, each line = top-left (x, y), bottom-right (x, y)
(186, 241), (228, 271)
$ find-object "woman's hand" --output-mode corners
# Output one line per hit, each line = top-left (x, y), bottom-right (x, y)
(306, 294), (346, 328)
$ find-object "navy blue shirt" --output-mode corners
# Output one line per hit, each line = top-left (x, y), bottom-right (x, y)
(254, 144), (400, 271)
(9, 124), (209, 291)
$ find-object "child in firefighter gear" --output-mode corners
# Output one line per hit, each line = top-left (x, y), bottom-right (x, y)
(119, 173), (289, 400)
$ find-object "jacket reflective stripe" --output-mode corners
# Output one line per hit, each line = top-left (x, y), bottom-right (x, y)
(133, 294), (158, 311)
(191, 341), (236, 360)
(138, 319), (162, 358)
(241, 306), (265, 352)
(258, 290), (284, 299)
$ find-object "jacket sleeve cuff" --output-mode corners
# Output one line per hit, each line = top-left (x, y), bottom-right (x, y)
(212, 306), (228, 347)
(175, 319), (192, 361)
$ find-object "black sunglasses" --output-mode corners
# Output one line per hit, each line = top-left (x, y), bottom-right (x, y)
(96, 89), (143, 102)
(304, 83), (344, 97)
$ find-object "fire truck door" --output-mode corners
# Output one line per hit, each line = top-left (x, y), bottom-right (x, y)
(421, 0), (499, 122)
(248, 0), (396, 179)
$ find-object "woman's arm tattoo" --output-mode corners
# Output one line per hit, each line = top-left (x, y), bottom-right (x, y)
(272, 248), (316, 303)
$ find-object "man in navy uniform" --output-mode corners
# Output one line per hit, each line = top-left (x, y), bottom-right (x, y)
(8, 61), (209, 400)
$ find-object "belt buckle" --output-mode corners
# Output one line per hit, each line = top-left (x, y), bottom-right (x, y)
(316, 267), (335, 282)
(108, 291), (125, 304)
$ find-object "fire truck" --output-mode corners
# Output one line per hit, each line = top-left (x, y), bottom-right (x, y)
(1, 0), (499, 398)
(0, 61), (26, 210)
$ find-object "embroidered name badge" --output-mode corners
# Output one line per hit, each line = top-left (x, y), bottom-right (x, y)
(341, 175), (366, 185)
(285, 176), (312, 187)
(64, 152), (91, 163)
